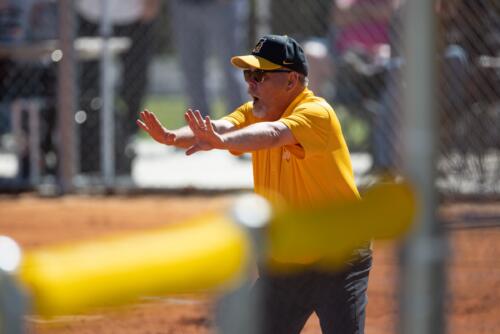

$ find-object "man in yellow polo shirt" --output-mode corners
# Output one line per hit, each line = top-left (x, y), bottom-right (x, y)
(137, 34), (371, 334)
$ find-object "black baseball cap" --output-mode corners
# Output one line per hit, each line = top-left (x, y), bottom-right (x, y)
(231, 35), (308, 76)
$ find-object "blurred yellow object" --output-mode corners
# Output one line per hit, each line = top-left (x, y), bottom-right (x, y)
(15, 181), (416, 317)
(268, 181), (417, 270)
(18, 213), (249, 317)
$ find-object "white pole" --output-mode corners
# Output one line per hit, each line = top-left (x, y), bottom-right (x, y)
(100, 0), (115, 188)
(400, 0), (447, 333)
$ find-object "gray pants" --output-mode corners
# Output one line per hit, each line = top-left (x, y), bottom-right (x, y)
(170, 0), (248, 117)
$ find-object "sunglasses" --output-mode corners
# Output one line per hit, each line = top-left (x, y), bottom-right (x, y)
(243, 69), (292, 83)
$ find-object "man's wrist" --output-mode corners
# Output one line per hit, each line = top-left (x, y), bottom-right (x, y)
(163, 130), (178, 146)
(217, 135), (228, 150)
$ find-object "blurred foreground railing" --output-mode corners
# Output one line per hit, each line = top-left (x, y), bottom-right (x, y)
(0, 180), (416, 334)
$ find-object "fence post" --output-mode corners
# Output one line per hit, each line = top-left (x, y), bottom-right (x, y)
(216, 194), (271, 334)
(57, 0), (77, 193)
(400, 1), (447, 333)
(99, 0), (115, 188)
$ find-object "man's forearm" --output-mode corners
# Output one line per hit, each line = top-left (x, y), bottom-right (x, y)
(219, 122), (294, 152)
(171, 120), (235, 149)
(170, 126), (196, 148)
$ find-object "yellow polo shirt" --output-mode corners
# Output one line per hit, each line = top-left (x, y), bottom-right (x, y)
(223, 88), (359, 208)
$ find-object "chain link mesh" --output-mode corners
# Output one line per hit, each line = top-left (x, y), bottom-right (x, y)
(0, 0), (59, 188)
(270, 0), (500, 196)
(0, 0), (499, 196)
(75, 2), (161, 181)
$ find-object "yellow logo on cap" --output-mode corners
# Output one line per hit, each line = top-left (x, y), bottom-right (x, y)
(253, 40), (264, 53)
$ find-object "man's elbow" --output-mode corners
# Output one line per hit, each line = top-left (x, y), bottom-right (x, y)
(267, 122), (296, 147)
(268, 124), (282, 143)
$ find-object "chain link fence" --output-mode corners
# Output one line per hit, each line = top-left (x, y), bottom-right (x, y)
(0, 0), (59, 189)
(271, 0), (500, 197)
(74, 0), (162, 185)
(0, 0), (499, 197)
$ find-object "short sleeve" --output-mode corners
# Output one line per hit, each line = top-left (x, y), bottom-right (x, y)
(221, 102), (255, 155)
(280, 103), (339, 157)
(222, 102), (254, 129)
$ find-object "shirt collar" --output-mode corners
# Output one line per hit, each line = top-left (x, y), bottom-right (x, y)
(281, 88), (313, 119)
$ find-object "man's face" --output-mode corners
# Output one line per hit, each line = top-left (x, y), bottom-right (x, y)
(243, 69), (293, 121)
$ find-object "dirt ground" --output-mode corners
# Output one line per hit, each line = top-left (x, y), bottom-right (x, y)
(0, 193), (499, 334)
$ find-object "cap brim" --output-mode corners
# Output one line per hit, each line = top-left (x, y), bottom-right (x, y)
(231, 55), (282, 70)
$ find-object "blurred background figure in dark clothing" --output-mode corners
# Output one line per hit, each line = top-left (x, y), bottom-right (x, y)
(75, 0), (161, 178)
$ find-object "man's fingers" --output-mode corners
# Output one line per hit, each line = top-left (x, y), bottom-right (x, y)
(186, 111), (205, 135)
(143, 110), (161, 128)
(138, 111), (148, 124)
(146, 111), (157, 126)
(185, 109), (196, 126)
(136, 119), (149, 131)
(188, 109), (202, 129)
(205, 116), (215, 134)
(194, 110), (205, 129)
(142, 114), (158, 132)
(185, 144), (200, 156)
(151, 111), (161, 123)
(141, 111), (152, 126)
(185, 111), (196, 131)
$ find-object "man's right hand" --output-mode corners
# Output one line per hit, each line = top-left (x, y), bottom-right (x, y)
(137, 110), (176, 145)
(184, 109), (224, 155)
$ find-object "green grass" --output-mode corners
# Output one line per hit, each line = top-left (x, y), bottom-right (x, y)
(143, 95), (187, 130)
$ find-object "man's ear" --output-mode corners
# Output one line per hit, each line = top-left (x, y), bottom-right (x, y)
(287, 73), (297, 90)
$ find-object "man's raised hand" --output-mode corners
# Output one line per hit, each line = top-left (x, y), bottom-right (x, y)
(137, 110), (176, 145)
(185, 109), (224, 155)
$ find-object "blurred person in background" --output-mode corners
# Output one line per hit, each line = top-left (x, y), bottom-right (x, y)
(333, 0), (395, 172)
(0, 0), (59, 181)
(455, 0), (500, 151)
(75, 0), (160, 179)
(305, 0), (394, 100)
(368, 0), (403, 173)
(371, 0), (471, 173)
(169, 0), (248, 118)
(137, 34), (372, 334)
(304, 0), (396, 171)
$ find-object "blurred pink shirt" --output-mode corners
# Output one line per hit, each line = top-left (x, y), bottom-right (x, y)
(335, 0), (390, 55)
